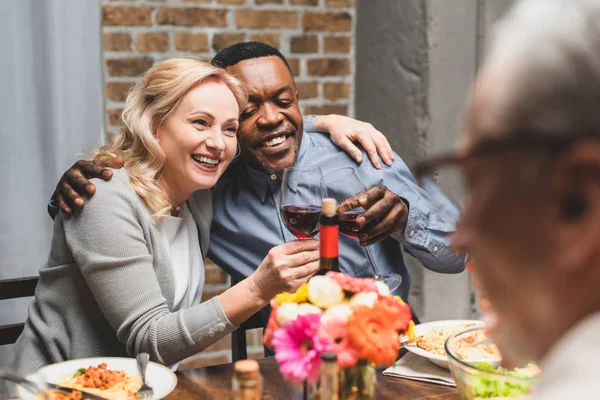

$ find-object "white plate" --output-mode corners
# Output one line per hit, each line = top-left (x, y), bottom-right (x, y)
(403, 319), (497, 370)
(16, 357), (177, 399)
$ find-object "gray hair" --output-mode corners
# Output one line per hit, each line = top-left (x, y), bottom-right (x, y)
(484, 0), (600, 137)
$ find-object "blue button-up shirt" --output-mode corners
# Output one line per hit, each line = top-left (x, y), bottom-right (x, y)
(208, 117), (465, 300)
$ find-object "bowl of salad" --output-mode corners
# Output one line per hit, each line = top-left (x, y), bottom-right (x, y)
(445, 327), (539, 399)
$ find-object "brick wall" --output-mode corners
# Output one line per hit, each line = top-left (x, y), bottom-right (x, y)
(102, 0), (355, 369)
(103, 0), (356, 135)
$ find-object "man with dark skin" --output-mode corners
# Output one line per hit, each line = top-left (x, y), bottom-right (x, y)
(52, 43), (464, 318)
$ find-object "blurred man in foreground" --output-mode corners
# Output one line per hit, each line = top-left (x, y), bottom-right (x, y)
(416, 0), (600, 397)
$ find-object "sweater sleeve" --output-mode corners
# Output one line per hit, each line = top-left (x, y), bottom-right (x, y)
(62, 175), (237, 366)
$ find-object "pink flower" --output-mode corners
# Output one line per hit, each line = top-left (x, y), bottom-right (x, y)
(327, 272), (378, 294)
(272, 313), (329, 383)
(318, 318), (359, 369)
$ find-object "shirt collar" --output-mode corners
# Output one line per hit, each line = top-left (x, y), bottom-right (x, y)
(239, 130), (312, 203)
(537, 310), (600, 391)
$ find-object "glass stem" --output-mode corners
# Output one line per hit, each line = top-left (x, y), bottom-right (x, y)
(363, 245), (381, 277)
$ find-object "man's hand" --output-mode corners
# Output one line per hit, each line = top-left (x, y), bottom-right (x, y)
(338, 184), (409, 246)
(55, 158), (125, 214)
(316, 114), (394, 169)
(249, 240), (320, 302)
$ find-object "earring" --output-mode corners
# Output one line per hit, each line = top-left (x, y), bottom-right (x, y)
(233, 143), (241, 161)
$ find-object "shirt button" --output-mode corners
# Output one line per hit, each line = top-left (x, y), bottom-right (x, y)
(409, 230), (415, 237)
(218, 325), (225, 332)
(270, 174), (277, 180)
(197, 336), (204, 343)
(433, 246), (439, 252)
(208, 330), (215, 337)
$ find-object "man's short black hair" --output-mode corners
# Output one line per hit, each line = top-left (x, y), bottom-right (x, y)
(211, 41), (293, 73)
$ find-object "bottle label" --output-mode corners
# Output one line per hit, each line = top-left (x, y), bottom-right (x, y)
(320, 225), (339, 258)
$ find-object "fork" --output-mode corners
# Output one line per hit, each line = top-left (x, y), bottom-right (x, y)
(136, 353), (154, 400)
(399, 335), (423, 349)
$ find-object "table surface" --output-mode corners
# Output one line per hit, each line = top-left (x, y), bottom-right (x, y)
(167, 356), (459, 400)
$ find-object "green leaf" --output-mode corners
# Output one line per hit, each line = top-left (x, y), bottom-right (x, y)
(72, 368), (86, 378)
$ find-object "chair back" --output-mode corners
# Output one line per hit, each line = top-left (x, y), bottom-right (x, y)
(0, 276), (38, 345)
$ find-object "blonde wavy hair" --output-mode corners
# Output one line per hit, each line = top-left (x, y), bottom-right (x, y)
(95, 58), (247, 220)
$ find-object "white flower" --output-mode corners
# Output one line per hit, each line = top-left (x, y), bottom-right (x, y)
(375, 281), (391, 296)
(276, 303), (300, 326)
(321, 303), (353, 323)
(349, 291), (378, 308)
(297, 303), (323, 316)
(308, 275), (345, 309)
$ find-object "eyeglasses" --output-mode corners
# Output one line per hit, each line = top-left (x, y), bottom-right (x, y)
(412, 132), (600, 208)
(414, 132), (600, 184)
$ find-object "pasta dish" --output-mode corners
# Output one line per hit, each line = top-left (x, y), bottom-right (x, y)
(417, 323), (501, 360)
(45, 363), (143, 400)
(417, 323), (478, 356)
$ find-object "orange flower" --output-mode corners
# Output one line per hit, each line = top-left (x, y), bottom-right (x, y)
(346, 303), (401, 366)
(378, 295), (412, 332)
(263, 300), (280, 349)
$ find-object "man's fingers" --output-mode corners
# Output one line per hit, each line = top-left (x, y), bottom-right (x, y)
(281, 239), (319, 255)
(355, 185), (386, 214)
(360, 204), (403, 239)
(356, 132), (381, 169)
(57, 193), (72, 214)
(65, 169), (95, 196)
(98, 157), (125, 169)
(60, 180), (84, 208)
(360, 231), (389, 246)
(89, 163), (114, 181)
(335, 136), (363, 164)
(339, 186), (386, 217)
(357, 199), (390, 228)
(337, 196), (362, 213)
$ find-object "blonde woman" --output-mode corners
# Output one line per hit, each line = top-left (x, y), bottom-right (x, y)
(11, 58), (321, 373)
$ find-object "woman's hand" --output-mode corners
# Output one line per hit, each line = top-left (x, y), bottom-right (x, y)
(249, 240), (320, 302)
(219, 240), (319, 326)
(315, 114), (394, 169)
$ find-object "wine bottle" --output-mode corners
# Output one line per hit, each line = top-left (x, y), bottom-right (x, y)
(232, 359), (263, 400)
(319, 198), (340, 272)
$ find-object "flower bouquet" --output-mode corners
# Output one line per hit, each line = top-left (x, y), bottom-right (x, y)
(264, 272), (415, 400)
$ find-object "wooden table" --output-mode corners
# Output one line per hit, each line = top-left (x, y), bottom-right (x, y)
(167, 357), (459, 399)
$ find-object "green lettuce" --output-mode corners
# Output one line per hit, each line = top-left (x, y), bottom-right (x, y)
(470, 362), (534, 399)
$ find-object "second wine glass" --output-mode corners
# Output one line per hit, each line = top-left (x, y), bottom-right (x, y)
(321, 167), (402, 292)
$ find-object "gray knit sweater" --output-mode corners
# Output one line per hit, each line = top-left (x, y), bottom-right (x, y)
(11, 169), (237, 374)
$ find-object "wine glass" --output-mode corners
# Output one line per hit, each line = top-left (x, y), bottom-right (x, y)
(280, 166), (324, 239)
(321, 167), (402, 292)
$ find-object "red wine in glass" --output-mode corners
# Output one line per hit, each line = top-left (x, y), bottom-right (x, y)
(281, 205), (321, 239)
(339, 212), (382, 239)
(338, 211), (362, 239)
